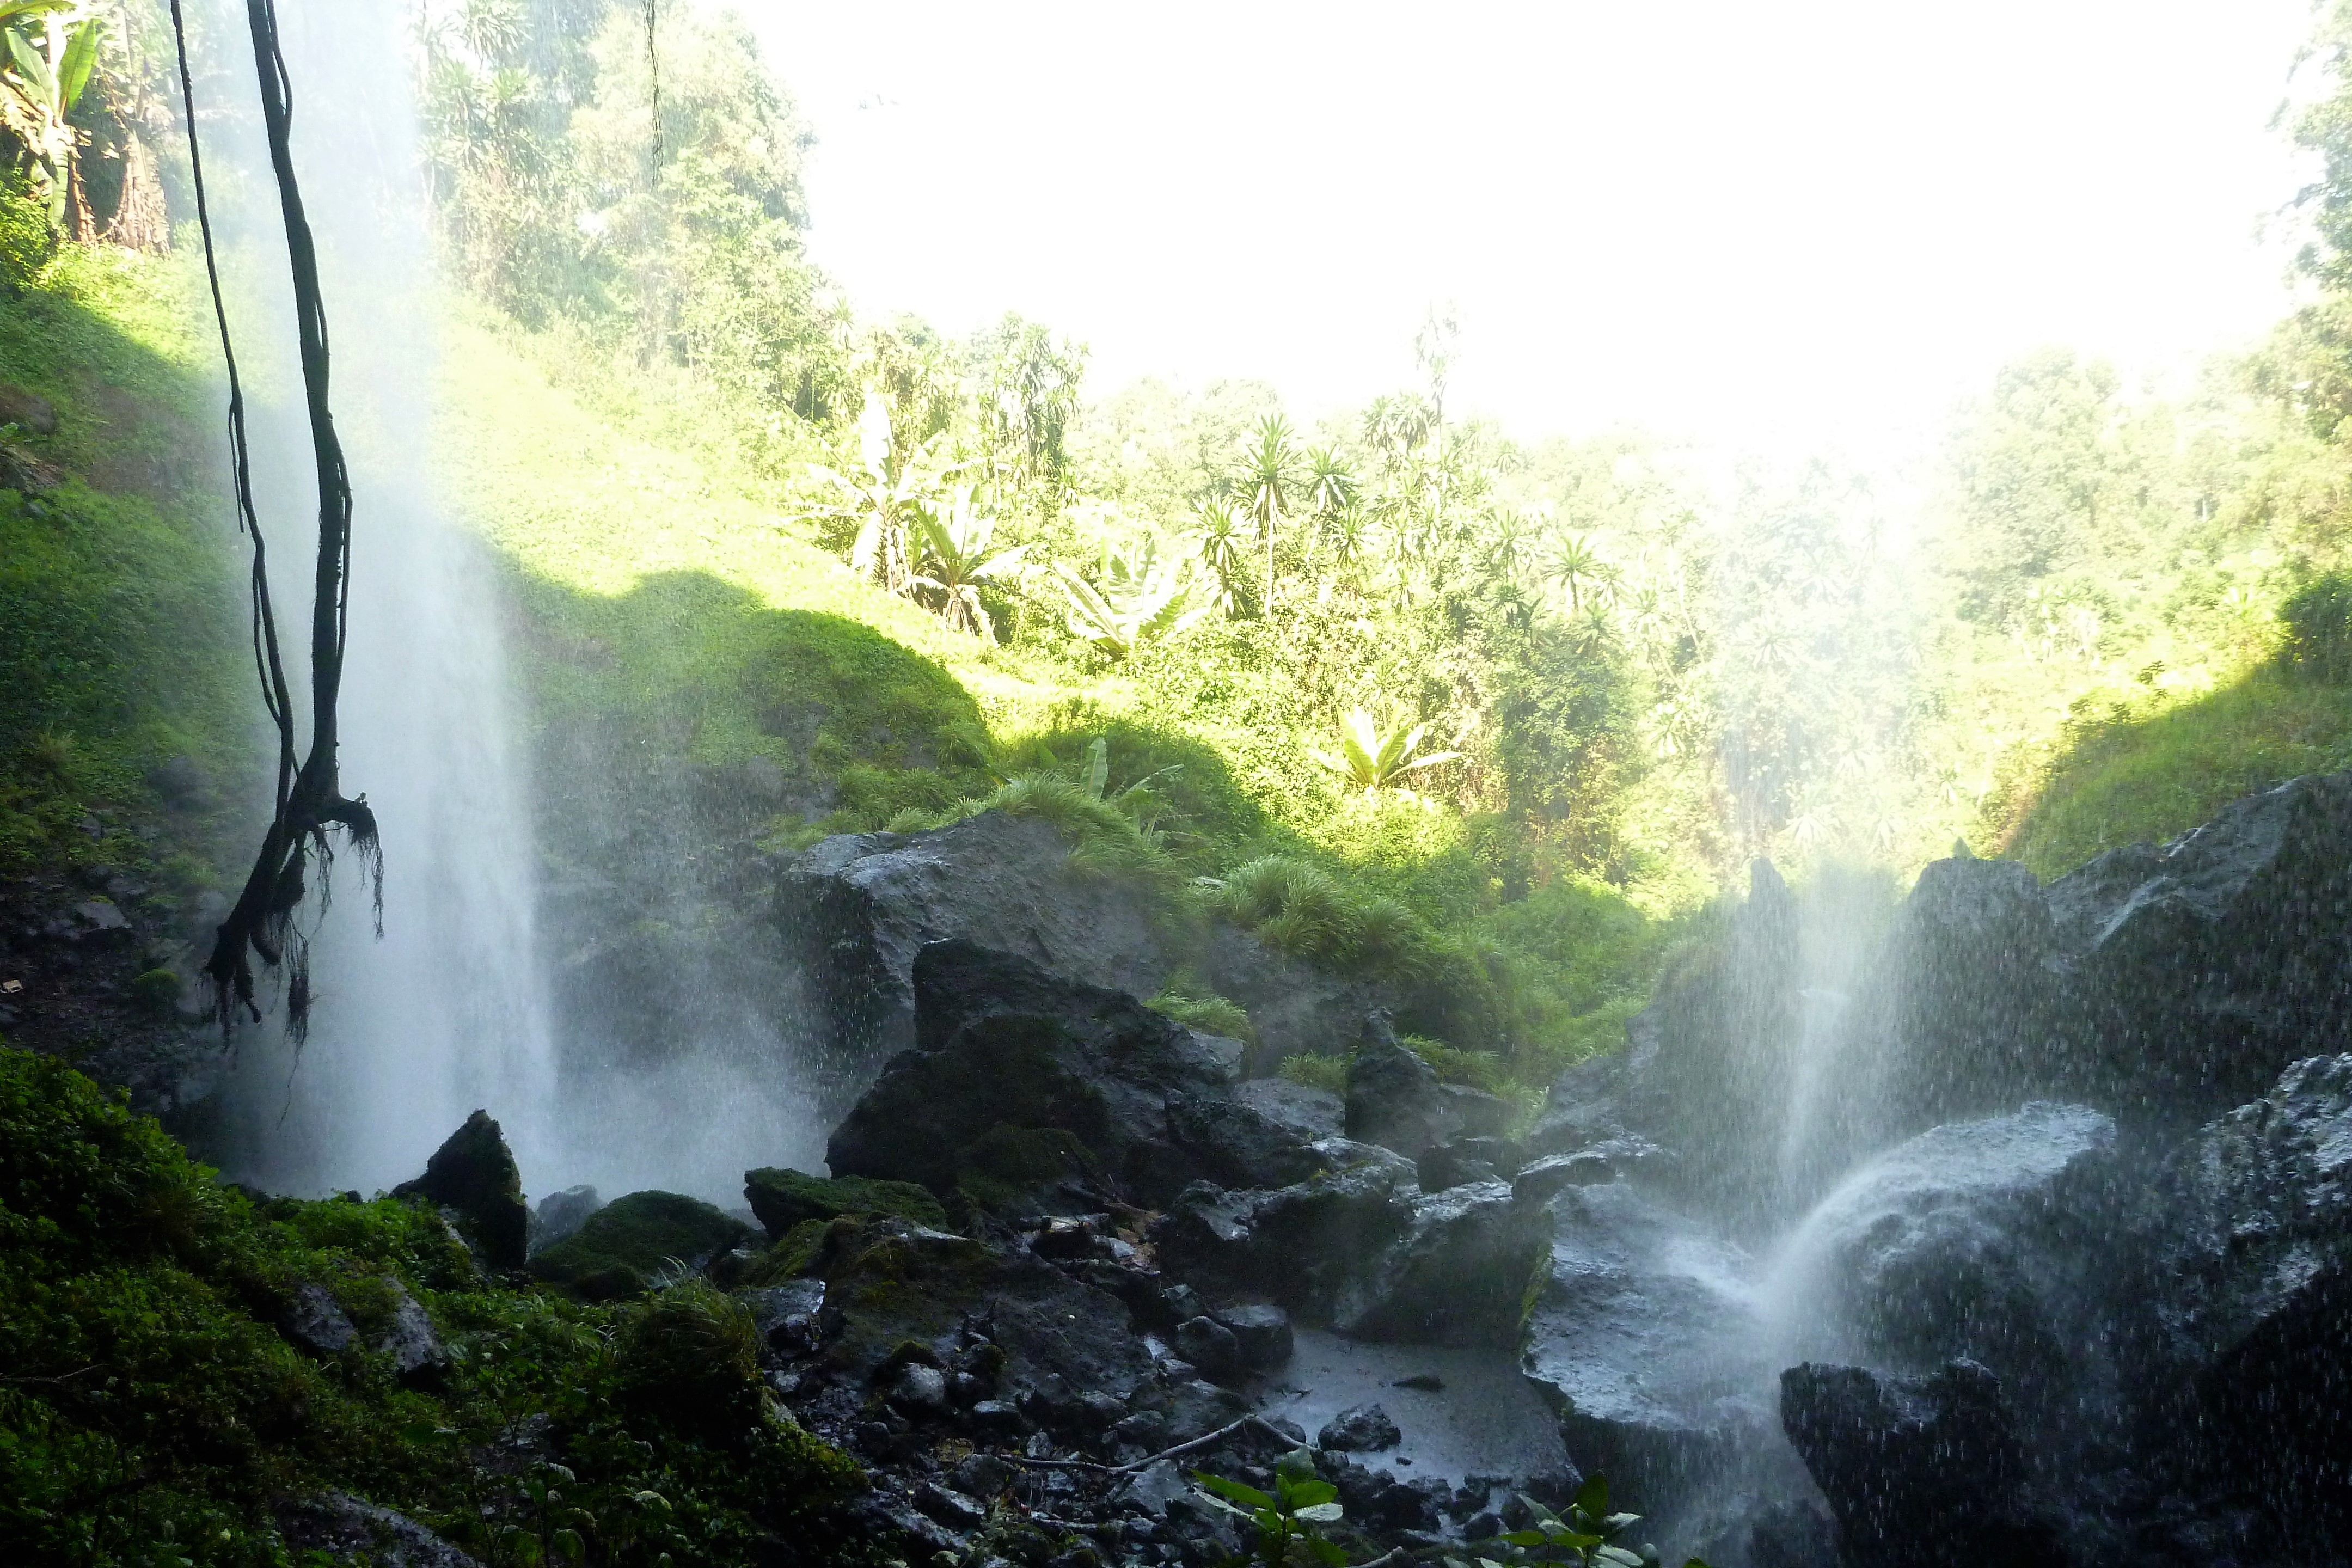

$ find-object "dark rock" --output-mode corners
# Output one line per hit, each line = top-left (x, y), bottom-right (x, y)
(278, 1491), (481, 1567)
(372, 1283), (449, 1386)
(1774, 1104), (2124, 1438)
(1520, 1180), (1774, 1507)
(886, 1361), (951, 1414)
(392, 1110), (529, 1270)
(1149, 1145), (1419, 1314)
(2156, 1053), (2352, 1542)
(742, 1278), (826, 1355)
(0, 382), (59, 436)
(950, 1452), (1016, 1497)
(912, 1480), (988, 1528)
(1331, 1180), (1549, 1347)
(281, 1282), (357, 1356)
(850, 1492), (967, 1554)
(1116, 1457), (1191, 1515)
(1207, 1303), (1292, 1368)
(1137, 1377), (1250, 1444)
(527, 1184), (601, 1255)
(1318, 1401), (1401, 1452)
(1345, 1033), (1456, 1156)
(743, 1166), (945, 1239)
(1781, 1359), (2067, 1568)
(526, 1190), (751, 1299)
(1164, 1089), (1336, 1189)
(1417, 1135), (1521, 1191)
(1511, 1150), (1616, 1205)
(1233, 1077), (1345, 1143)
(781, 811), (1171, 1078)
(1175, 1316), (1241, 1379)
(806, 1218), (1154, 1401)
(828, 940), (1320, 1211)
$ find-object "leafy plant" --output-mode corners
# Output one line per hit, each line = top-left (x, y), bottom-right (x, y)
(805, 394), (963, 598)
(1194, 1449), (1348, 1567)
(1192, 495), (1254, 619)
(1053, 531), (1206, 659)
(1455, 1473), (1709, 1567)
(910, 485), (1026, 639)
(1309, 707), (1462, 798)
(0, 1), (100, 230)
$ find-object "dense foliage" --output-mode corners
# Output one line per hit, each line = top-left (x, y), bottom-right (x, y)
(0, 1043), (869, 1567)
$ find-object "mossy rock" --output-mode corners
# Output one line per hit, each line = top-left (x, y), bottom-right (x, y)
(743, 1166), (945, 1240)
(527, 1190), (750, 1301)
(736, 1216), (844, 1288)
(951, 1122), (1100, 1220)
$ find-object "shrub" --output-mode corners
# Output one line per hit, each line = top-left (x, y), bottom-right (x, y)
(613, 1277), (764, 1431)
(2281, 571), (2352, 682)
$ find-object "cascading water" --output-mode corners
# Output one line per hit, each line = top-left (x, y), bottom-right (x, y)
(199, 0), (558, 1198)
(195, 1), (829, 1207)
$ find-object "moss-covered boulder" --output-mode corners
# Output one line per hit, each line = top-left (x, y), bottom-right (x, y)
(391, 1108), (529, 1269)
(743, 1166), (945, 1239)
(527, 1190), (750, 1301)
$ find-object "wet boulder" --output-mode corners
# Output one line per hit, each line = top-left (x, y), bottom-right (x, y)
(1345, 1031), (1468, 1157)
(826, 940), (1319, 1210)
(1781, 1359), (2067, 1568)
(810, 1217), (1155, 1401)
(1150, 1142), (1419, 1312)
(2045, 769), (2352, 1117)
(526, 1190), (751, 1300)
(743, 1166), (945, 1239)
(2155, 1053), (2352, 1542)
(280, 1282), (357, 1357)
(391, 1110), (529, 1270)
(1318, 1401), (1401, 1453)
(1234, 1077), (1345, 1143)
(1331, 1180), (1549, 1347)
(1520, 1180), (1775, 1508)
(1773, 1104), (2126, 1438)
(780, 810), (1172, 1076)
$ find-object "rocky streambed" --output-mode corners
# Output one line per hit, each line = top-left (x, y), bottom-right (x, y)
(373, 770), (2352, 1567)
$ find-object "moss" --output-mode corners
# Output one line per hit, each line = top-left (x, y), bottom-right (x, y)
(948, 1123), (1100, 1220)
(743, 1167), (946, 1239)
(0, 1044), (871, 1565)
(736, 1216), (837, 1287)
(526, 1190), (751, 1300)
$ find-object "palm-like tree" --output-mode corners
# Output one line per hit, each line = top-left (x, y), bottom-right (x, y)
(1238, 414), (1298, 618)
(1542, 531), (1616, 612)
(1052, 534), (1205, 660)
(0, 4), (102, 231)
(1190, 497), (1252, 619)
(1307, 708), (1462, 799)
(910, 487), (1026, 639)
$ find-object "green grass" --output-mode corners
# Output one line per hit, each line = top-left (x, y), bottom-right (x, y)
(1994, 660), (2352, 877)
(0, 236), (251, 886)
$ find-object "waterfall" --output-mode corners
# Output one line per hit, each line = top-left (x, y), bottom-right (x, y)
(203, 0), (557, 1198)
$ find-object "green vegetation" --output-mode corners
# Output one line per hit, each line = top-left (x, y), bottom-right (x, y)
(0, 1043), (868, 1566)
(525, 1190), (750, 1302)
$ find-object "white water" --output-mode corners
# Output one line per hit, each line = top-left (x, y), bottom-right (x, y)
(202, 0), (559, 1198)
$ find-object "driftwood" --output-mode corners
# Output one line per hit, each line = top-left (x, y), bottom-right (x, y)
(999, 1412), (1301, 1477)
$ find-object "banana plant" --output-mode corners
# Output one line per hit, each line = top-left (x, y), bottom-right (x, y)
(1308, 707), (1462, 799)
(0, 1), (100, 229)
(909, 485), (1025, 639)
(1455, 1473), (1711, 1567)
(1051, 531), (1205, 660)
(804, 393), (961, 599)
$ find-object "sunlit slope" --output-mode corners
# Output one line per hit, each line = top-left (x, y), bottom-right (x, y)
(1995, 662), (2352, 878)
(433, 311), (1089, 827)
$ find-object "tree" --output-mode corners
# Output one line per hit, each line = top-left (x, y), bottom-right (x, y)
(805, 391), (960, 598)
(1542, 531), (1614, 612)
(1237, 412), (1298, 620)
(1308, 706), (1461, 798)
(1052, 532), (1205, 660)
(1190, 495), (1251, 618)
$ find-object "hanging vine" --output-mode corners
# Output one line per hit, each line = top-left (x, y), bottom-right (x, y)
(169, 0), (379, 1040)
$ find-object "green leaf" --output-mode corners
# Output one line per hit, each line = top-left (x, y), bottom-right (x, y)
(56, 16), (95, 108)
(1572, 1472), (1612, 1517)
(1293, 1501), (1344, 1524)
(1595, 1547), (1646, 1567)
(1279, 1478), (1339, 1510)
(1192, 1472), (1275, 1512)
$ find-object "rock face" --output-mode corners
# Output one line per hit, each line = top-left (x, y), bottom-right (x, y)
(781, 811), (1172, 1077)
(826, 940), (1320, 1211)
(527, 1185), (601, 1256)
(782, 810), (1402, 1087)
(392, 1110), (529, 1270)
(1781, 1359), (2064, 1568)
(1331, 1180), (1548, 1347)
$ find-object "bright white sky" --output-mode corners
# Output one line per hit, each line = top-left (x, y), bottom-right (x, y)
(744, 1), (2320, 462)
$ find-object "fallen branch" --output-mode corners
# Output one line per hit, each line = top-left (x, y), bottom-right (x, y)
(1000, 1412), (1300, 1477)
